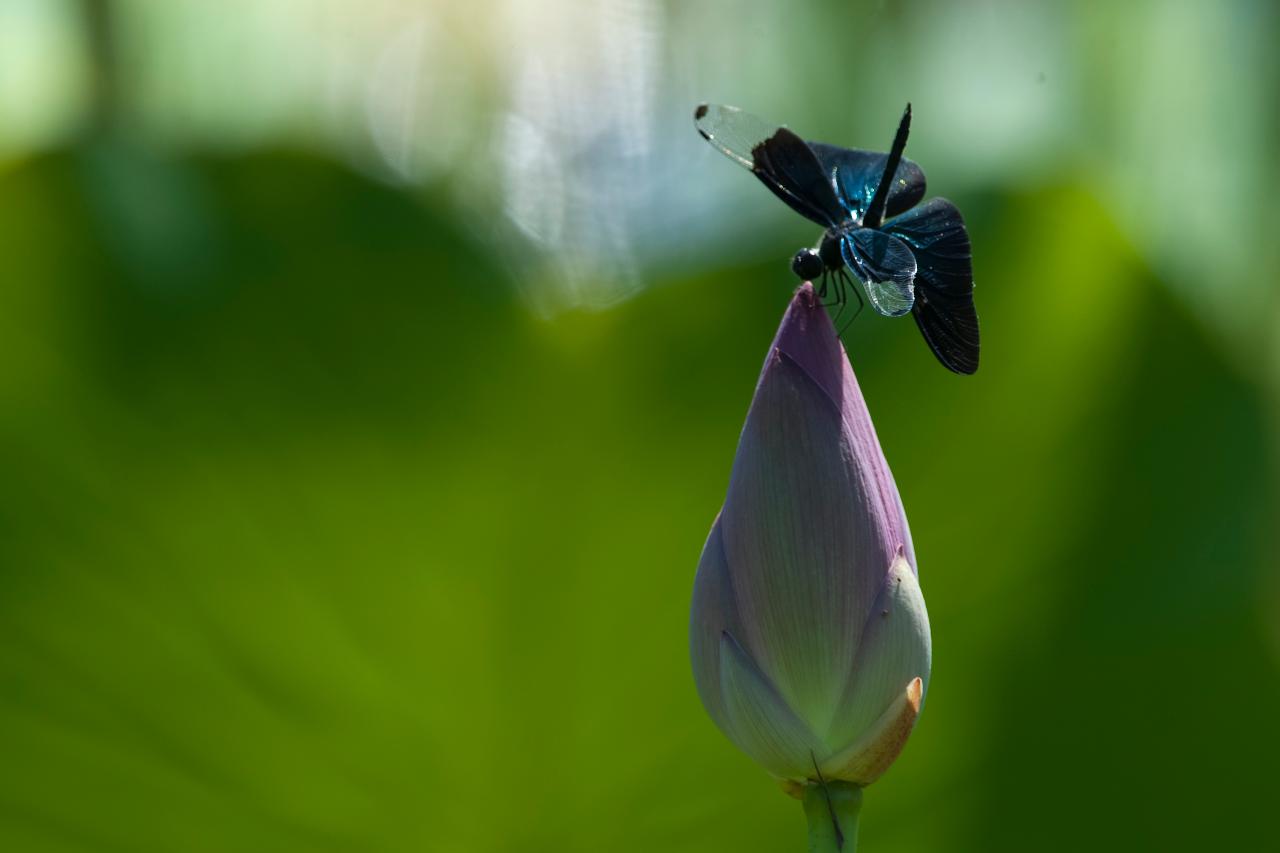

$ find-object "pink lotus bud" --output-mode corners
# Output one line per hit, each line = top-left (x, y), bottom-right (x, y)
(690, 284), (930, 793)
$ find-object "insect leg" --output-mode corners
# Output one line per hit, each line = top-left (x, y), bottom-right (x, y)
(837, 270), (864, 336)
(847, 271), (865, 321)
(829, 269), (849, 328)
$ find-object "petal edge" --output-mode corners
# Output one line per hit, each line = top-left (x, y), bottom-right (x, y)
(820, 676), (923, 786)
(719, 631), (824, 779)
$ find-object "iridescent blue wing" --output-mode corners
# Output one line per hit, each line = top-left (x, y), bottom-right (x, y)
(695, 104), (846, 227)
(882, 198), (978, 374)
(807, 142), (926, 221)
(841, 228), (917, 318)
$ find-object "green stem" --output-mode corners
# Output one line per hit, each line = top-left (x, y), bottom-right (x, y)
(802, 781), (863, 852)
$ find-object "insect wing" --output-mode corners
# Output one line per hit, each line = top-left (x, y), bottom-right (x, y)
(807, 142), (926, 221)
(882, 198), (979, 374)
(695, 104), (845, 227)
(841, 228), (917, 318)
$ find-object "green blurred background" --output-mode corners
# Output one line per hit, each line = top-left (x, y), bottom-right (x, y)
(1, 1), (1277, 850)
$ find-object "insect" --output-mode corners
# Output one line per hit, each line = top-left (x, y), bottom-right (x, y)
(694, 103), (979, 374)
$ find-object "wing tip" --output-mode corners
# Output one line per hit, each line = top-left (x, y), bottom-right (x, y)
(932, 344), (979, 375)
(694, 103), (713, 141)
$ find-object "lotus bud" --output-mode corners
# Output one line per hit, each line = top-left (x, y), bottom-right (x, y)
(690, 283), (931, 850)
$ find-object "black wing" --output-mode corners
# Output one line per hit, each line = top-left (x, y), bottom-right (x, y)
(695, 104), (846, 227)
(882, 198), (979, 374)
(807, 142), (926, 222)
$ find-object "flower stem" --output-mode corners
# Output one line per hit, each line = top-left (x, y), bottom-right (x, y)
(802, 781), (863, 852)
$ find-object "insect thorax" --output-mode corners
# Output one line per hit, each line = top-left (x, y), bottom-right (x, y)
(818, 230), (845, 273)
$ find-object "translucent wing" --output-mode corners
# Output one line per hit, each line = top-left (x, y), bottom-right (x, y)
(882, 198), (979, 374)
(694, 104), (845, 227)
(841, 228), (917, 318)
(808, 142), (926, 221)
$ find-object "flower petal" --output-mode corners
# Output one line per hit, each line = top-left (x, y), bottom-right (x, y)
(820, 676), (923, 785)
(689, 517), (743, 732)
(772, 284), (917, 574)
(764, 283), (846, 411)
(719, 630), (824, 779)
(827, 553), (931, 748)
(720, 341), (904, 730)
(718, 352), (868, 730)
